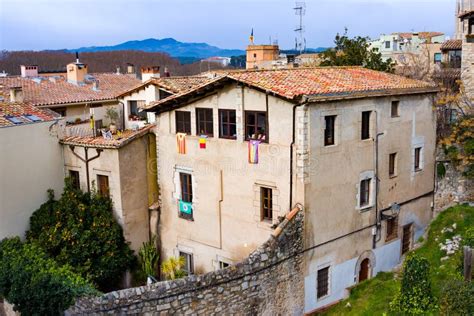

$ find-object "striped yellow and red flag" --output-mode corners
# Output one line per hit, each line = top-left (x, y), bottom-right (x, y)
(177, 133), (186, 154)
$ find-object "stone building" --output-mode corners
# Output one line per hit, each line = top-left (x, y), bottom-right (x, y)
(145, 66), (438, 311)
(457, 1), (474, 99)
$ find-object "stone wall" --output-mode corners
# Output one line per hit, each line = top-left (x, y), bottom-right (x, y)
(435, 155), (473, 212)
(66, 209), (304, 315)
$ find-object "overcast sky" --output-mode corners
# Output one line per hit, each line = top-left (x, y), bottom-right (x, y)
(0, 0), (456, 51)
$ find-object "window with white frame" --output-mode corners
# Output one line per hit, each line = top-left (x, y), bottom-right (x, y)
(357, 171), (375, 209)
(179, 251), (194, 275)
(414, 147), (423, 172)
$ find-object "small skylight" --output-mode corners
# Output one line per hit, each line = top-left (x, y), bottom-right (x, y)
(5, 116), (23, 124)
(24, 114), (42, 122)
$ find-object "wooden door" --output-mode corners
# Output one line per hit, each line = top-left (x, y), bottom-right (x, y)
(402, 224), (412, 255)
(359, 258), (370, 282)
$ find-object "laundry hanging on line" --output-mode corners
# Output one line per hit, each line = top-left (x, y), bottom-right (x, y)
(248, 139), (261, 164)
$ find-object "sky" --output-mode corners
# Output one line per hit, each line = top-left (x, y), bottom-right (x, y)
(0, 0), (456, 51)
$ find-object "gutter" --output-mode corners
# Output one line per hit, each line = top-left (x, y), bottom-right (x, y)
(36, 99), (117, 108)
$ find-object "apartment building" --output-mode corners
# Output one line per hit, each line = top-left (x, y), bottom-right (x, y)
(0, 102), (63, 240)
(457, 1), (474, 99)
(145, 67), (437, 309)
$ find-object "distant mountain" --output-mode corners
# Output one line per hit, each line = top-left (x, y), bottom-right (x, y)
(69, 38), (245, 59)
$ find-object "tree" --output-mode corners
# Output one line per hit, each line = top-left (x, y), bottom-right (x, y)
(0, 237), (97, 316)
(26, 180), (134, 291)
(138, 236), (159, 282)
(390, 254), (435, 314)
(320, 28), (395, 72)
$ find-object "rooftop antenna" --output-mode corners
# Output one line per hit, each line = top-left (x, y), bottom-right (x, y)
(294, 1), (306, 55)
(75, 52), (80, 63)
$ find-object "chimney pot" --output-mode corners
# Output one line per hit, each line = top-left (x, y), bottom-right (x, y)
(141, 66), (160, 82)
(92, 80), (100, 91)
(116, 67), (121, 75)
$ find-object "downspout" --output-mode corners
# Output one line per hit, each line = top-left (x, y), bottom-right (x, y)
(69, 146), (102, 193)
(218, 170), (223, 249)
(120, 101), (125, 130)
(373, 111), (384, 248)
(290, 99), (307, 210)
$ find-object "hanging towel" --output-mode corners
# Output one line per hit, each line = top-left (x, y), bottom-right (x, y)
(248, 140), (261, 164)
(199, 135), (207, 149)
(177, 133), (186, 154)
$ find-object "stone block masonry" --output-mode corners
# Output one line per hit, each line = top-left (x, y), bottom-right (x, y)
(66, 208), (304, 315)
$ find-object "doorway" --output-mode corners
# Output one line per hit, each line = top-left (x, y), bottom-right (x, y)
(402, 223), (413, 255)
(358, 258), (370, 282)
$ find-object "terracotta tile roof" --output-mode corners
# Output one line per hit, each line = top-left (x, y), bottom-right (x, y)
(441, 40), (463, 50)
(0, 101), (59, 128)
(59, 124), (155, 149)
(117, 75), (215, 98)
(396, 32), (444, 40)
(0, 73), (140, 107)
(145, 67), (436, 112)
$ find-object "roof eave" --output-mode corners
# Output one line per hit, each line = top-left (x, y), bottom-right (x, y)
(305, 87), (439, 103)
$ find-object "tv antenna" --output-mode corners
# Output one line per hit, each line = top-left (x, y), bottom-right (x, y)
(294, 1), (306, 55)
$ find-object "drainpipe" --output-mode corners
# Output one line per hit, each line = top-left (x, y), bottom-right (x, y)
(218, 170), (223, 249)
(120, 101), (125, 130)
(373, 111), (384, 248)
(69, 146), (102, 193)
(290, 99), (307, 210)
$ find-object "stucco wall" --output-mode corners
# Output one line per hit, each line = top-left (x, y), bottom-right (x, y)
(120, 85), (159, 129)
(0, 121), (64, 239)
(303, 94), (436, 311)
(62, 134), (152, 253)
(156, 84), (294, 273)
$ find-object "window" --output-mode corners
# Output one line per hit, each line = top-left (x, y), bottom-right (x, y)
(54, 107), (67, 117)
(361, 111), (371, 140)
(180, 173), (193, 203)
(391, 101), (399, 117)
(385, 41), (391, 49)
(324, 115), (336, 146)
(469, 17), (474, 35)
(97, 175), (109, 197)
(175, 111), (191, 134)
(129, 100), (146, 120)
(434, 52), (442, 64)
(245, 111), (267, 141)
(317, 267), (330, 299)
(414, 147), (422, 171)
(260, 187), (273, 221)
(389, 153), (397, 177)
(386, 216), (399, 241)
(359, 178), (371, 208)
(179, 251), (194, 275)
(219, 261), (230, 269)
(69, 170), (80, 190)
(196, 108), (213, 136)
(219, 109), (237, 139)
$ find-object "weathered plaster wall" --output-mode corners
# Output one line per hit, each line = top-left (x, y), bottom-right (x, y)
(156, 84), (294, 273)
(66, 212), (304, 315)
(0, 121), (64, 240)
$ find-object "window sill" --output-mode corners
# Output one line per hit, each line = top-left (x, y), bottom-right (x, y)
(414, 168), (423, 173)
(178, 213), (194, 221)
(219, 136), (237, 140)
(389, 175), (398, 179)
(385, 236), (398, 243)
(358, 205), (373, 212)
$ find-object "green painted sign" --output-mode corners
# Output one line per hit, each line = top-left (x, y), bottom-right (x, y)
(179, 200), (193, 215)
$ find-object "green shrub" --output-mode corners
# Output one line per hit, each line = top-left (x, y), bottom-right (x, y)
(138, 236), (159, 280)
(0, 237), (97, 316)
(440, 280), (474, 315)
(390, 254), (435, 314)
(437, 162), (446, 179)
(26, 180), (135, 290)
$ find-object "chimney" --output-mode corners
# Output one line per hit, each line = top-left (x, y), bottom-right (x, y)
(126, 63), (135, 74)
(67, 54), (88, 85)
(141, 66), (160, 82)
(164, 67), (170, 77)
(92, 80), (100, 91)
(10, 87), (23, 103)
(116, 67), (121, 75)
(20, 65), (38, 78)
